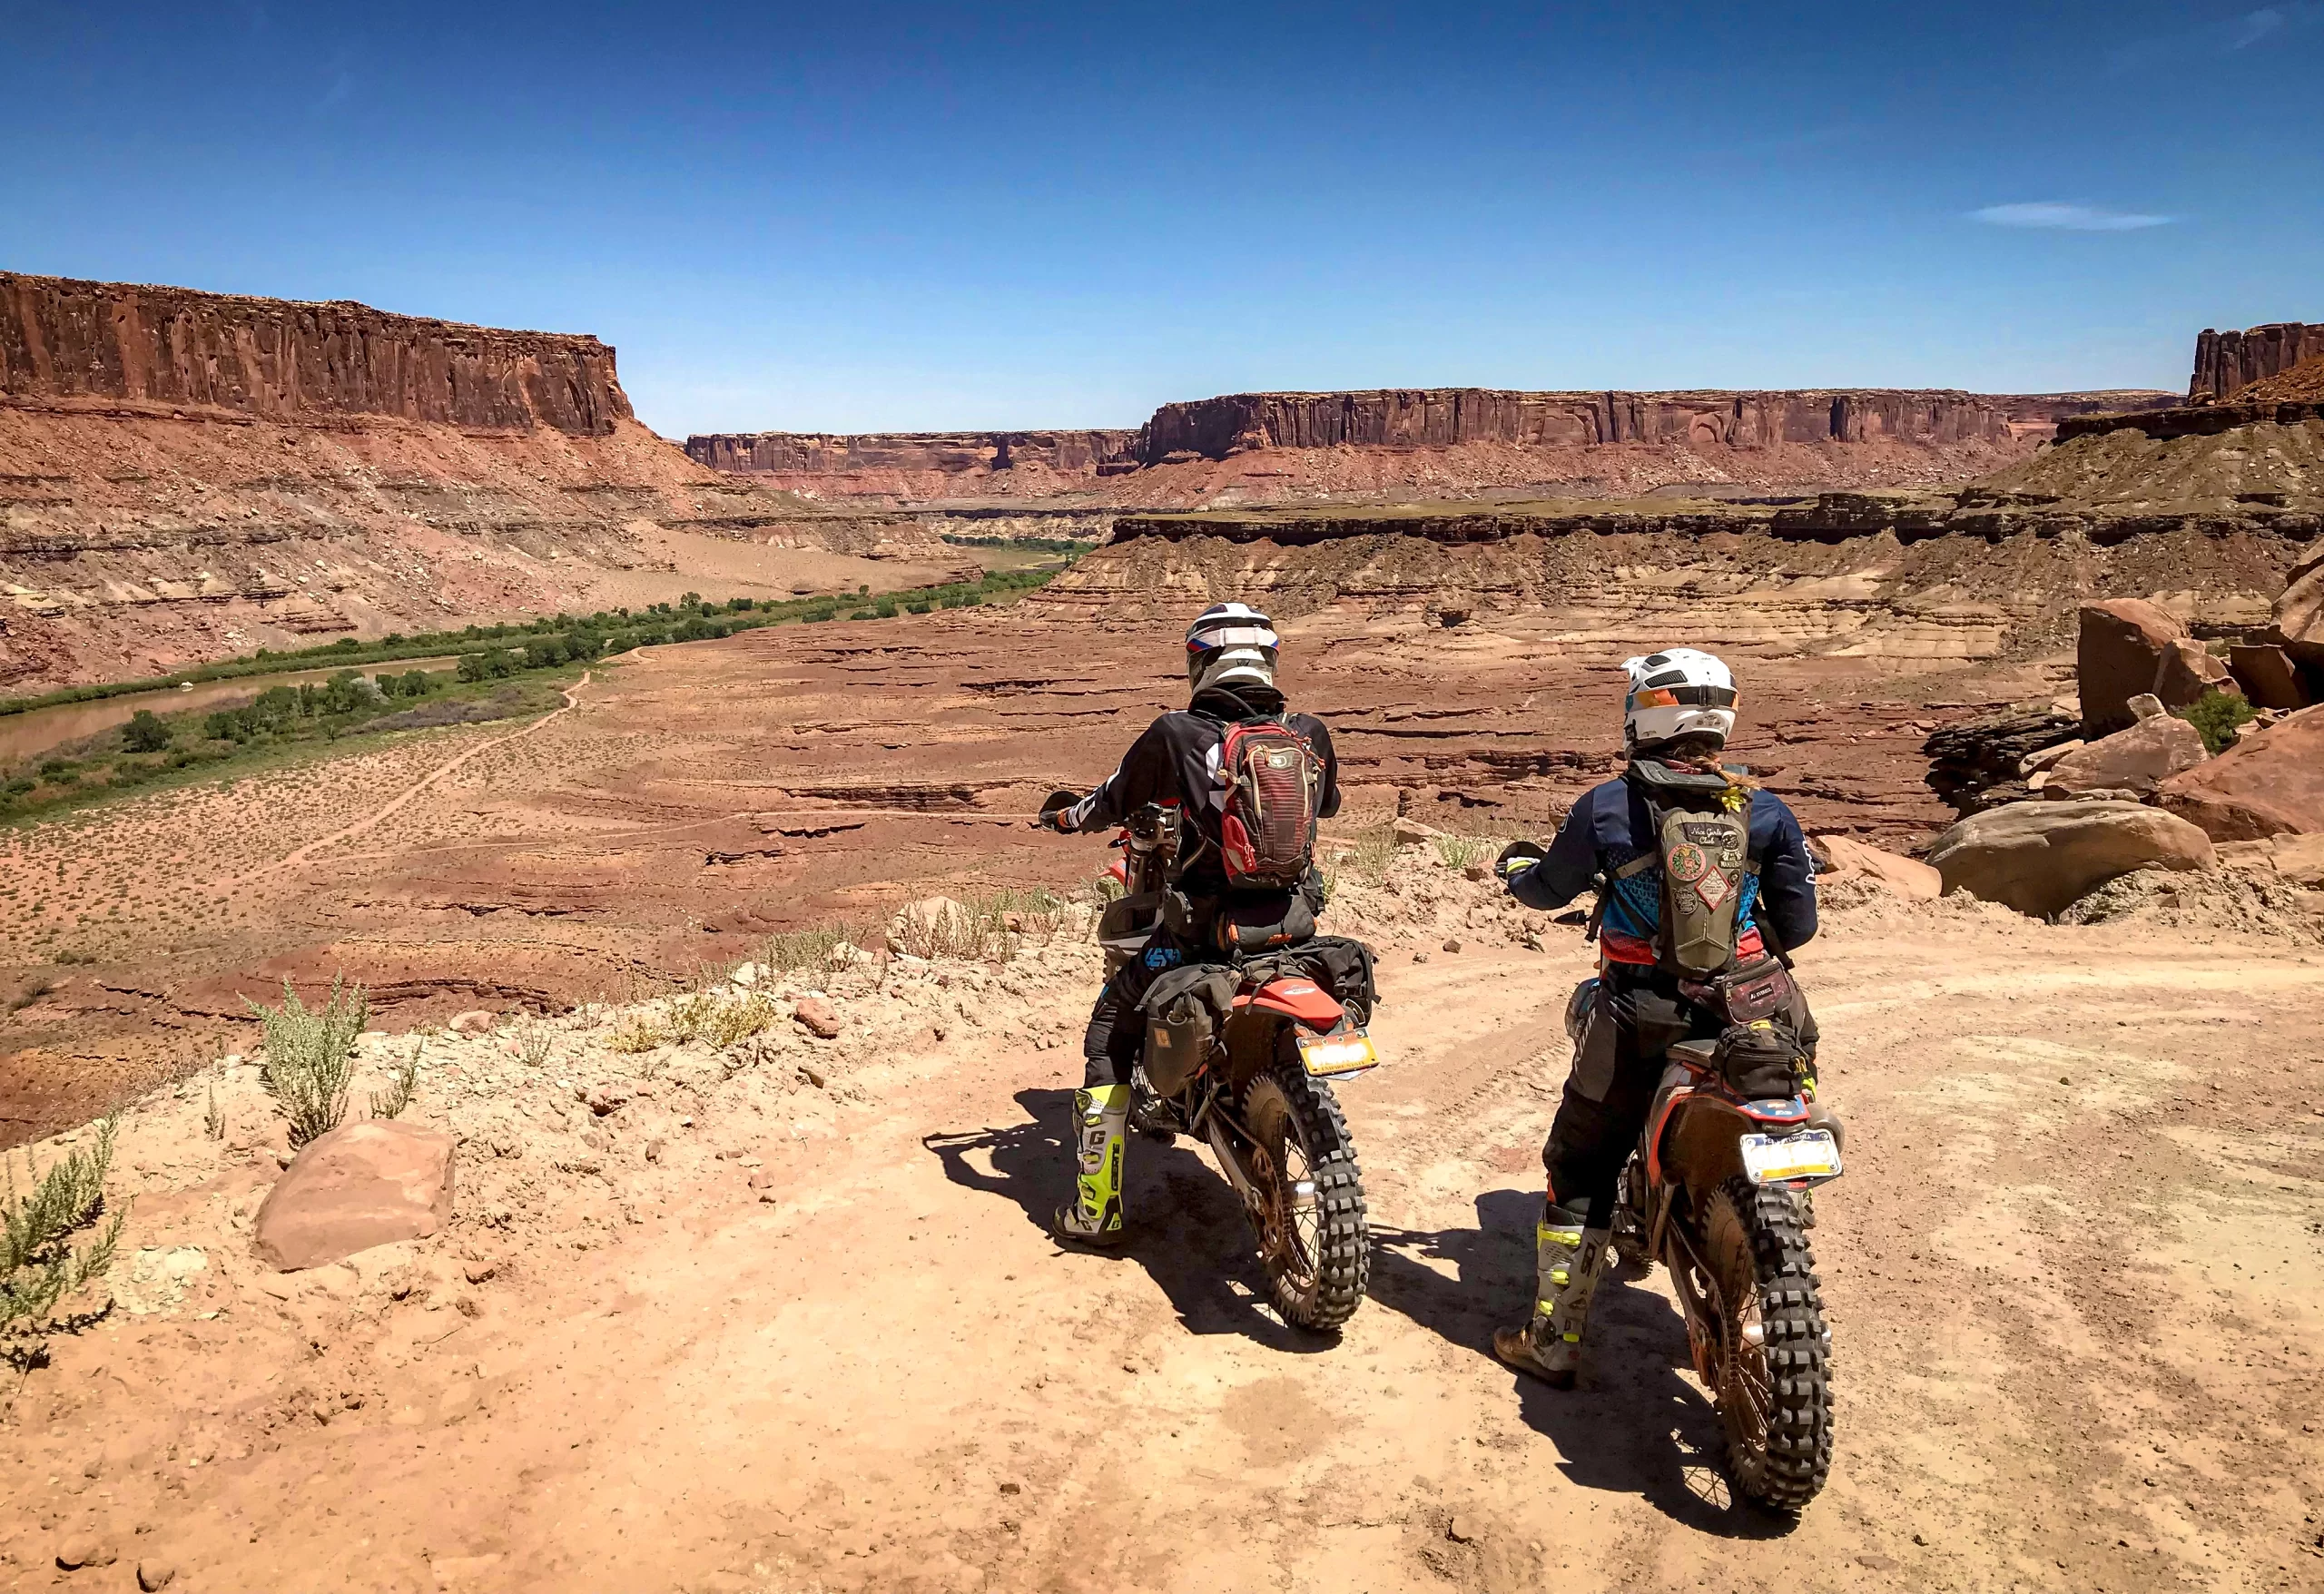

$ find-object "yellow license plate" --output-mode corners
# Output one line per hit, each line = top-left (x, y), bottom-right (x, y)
(1297, 1030), (1379, 1078)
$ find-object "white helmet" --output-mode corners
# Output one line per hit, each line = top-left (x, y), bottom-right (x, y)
(1186, 601), (1279, 694)
(1622, 648), (1738, 754)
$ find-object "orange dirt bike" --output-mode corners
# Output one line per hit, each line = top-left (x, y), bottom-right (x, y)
(1506, 841), (1844, 1510)
(1049, 792), (1378, 1331)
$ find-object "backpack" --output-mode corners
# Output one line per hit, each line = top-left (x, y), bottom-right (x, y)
(1214, 717), (1325, 890)
(1608, 762), (1757, 977)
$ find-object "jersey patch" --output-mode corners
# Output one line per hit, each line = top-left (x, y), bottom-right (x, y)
(1143, 945), (1184, 970)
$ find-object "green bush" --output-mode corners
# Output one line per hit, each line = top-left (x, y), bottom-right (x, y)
(122, 710), (172, 753)
(2176, 690), (2258, 755)
(4, 1117), (125, 1359)
(246, 977), (370, 1147)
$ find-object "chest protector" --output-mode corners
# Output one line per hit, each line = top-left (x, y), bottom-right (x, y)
(1215, 718), (1325, 890)
(1620, 761), (1757, 977)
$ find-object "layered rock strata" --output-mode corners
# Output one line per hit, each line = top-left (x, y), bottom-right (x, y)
(2191, 322), (2324, 400)
(688, 389), (2176, 507)
(0, 274), (950, 690)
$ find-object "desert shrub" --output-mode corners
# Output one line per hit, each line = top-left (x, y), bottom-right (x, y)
(608, 1015), (666, 1053)
(1344, 825), (1398, 887)
(759, 920), (874, 974)
(906, 602), (931, 615)
(38, 759), (78, 779)
(851, 608), (877, 621)
(517, 1026), (554, 1068)
(1430, 832), (1494, 871)
(2176, 690), (2258, 755)
(891, 890), (1066, 960)
(246, 977), (370, 1146)
(122, 710), (172, 753)
(4, 1117), (126, 1358)
(369, 1043), (420, 1119)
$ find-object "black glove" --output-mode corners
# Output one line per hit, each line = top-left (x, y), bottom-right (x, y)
(1494, 840), (1546, 887)
(1037, 788), (1080, 833)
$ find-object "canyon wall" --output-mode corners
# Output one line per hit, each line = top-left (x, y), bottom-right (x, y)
(0, 274), (953, 692)
(1, 271), (631, 435)
(689, 388), (2178, 507)
(2191, 322), (2324, 400)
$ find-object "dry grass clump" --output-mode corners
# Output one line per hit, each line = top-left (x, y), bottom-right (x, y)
(246, 976), (369, 1147)
(668, 991), (778, 1048)
(369, 1043), (421, 1120)
(608, 1014), (667, 1054)
(890, 889), (1066, 960)
(1430, 832), (1496, 871)
(759, 921), (876, 975)
(1344, 826), (1398, 887)
(4, 1117), (125, 1361)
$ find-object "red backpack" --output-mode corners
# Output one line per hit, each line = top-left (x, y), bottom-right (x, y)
(1215, 718), (1326, 890)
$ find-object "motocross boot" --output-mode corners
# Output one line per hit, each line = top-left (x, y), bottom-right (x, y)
(1493, 1201), (1609, 1389)
(1053, 1085), (1129, 1246)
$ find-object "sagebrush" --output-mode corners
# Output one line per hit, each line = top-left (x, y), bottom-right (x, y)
(4, 1117), (126, 1354)
(246, 976), (370, 1146)
(369, 1043), (421, 1120)
(1430, 832), (1495, 870)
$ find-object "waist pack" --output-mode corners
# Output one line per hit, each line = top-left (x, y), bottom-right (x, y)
(1717, 1018), (1808, 1100)
(1680, 954), (1797, 1026)
(1209, 893), (1315, 955)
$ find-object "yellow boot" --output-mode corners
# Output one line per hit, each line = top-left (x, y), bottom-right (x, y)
(1053, 1085), (1129, 1246)
(1494, 1202), (1608, 1389)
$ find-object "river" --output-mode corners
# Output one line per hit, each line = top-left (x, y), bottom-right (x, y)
(0, 657), (465, 765)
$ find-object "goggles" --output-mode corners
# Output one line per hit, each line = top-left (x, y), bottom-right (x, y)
(1627, 684), (1738, 710)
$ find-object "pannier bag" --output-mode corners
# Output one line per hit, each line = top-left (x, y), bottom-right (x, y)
(1143, 990), (1216, 1096)
(1716, 1018), (1807, 1100)
(1216, 720), (1326, 890)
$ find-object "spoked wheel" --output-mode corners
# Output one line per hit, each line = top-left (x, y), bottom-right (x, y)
(1237, 1048), (1369, 1331)
(1700, 1176), (1833, 1511)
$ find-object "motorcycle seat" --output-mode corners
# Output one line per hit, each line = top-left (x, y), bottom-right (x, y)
(1668, 1039), (1718, 1071)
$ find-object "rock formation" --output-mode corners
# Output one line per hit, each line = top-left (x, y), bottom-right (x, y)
(0, 272), (951, 690)
(687, 388), (2176, 507)
(2155, 706), (2324, 841)
(2191, 322), (2324, 400)
(1926, 800), (2215, 919)
(2, 271), (629, 433)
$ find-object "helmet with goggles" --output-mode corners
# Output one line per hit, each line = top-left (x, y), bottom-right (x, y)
(1621, 648), (1738, 755)
(1185, 601), (1279, 695)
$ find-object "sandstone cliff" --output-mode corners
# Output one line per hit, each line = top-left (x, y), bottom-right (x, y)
(2, 271), (630, 434)
(2191, 322), (2324, 400)
(0, 274), (952, 691)
(688, 388), (2175, 508)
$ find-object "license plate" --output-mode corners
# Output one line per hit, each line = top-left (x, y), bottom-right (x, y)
(1297, 1030), (1379, 1078)
(1739, 1129), (1843, 1186)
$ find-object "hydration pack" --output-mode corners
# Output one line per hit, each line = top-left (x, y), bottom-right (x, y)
(1612, 761), (1758, 977)
(1215, 718), (1325, 890)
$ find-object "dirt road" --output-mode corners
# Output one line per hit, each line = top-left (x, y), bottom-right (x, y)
(5, 870), (2319, 1593)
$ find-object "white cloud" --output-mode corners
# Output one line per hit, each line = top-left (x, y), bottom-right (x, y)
(1970, 202), (2174, 232)
(2229, 6), (2289, 48)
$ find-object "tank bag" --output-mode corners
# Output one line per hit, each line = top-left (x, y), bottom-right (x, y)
(1215, 718), (1324, 890)
(1652, 802), (1753, 976)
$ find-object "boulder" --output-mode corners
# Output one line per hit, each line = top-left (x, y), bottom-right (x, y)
(2078, 600), (2185, 735)
(2277, 540), (2324, 667)
(2228, 644), (2308, 711)
(2149, 638), (2239, 713)
(2018, 739), (2083, 775)
(252, 1120), (456, 1272)
(1807, 834), (1942, 899)
(1926, 800), (2215, 919)
(2041, 714), (2208, 800)
(1392, 817), (1446, 845)
(2154, 704), (2324, 841)
(2216, 832), (2324, 887)
(2126, 693), (2167, 722)
(793, 995), (842, 1038)
(447, 1009), (497, 1036)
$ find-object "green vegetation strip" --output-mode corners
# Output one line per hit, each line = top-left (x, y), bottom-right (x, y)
(0, 557), (1071, 719)
(2, 560), (1068, 824)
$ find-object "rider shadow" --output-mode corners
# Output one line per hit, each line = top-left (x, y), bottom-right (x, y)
(921, 1087), (1336, 1355)
(1369, 1188), (1797, 1540)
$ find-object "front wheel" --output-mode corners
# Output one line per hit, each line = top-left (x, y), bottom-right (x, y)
(1238, 1052), (1369, 1331)
(1699, 1175), (1833, 1510)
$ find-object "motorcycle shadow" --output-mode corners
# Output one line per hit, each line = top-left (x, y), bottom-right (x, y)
(1369, 1190), (1797, 1540)
(921, 1087), (1338, 1355)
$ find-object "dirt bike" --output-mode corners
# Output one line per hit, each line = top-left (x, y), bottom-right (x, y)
(1506, 840), (1843, 1511)
(1046, 792), (1377, 1331)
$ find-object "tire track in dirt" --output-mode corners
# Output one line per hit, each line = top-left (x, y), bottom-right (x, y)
(261, 671), (593, 876)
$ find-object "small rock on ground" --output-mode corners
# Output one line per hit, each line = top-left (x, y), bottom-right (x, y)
(794, 996), (842, 1038)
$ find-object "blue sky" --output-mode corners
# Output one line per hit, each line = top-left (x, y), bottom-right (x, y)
(2, 2), (2318, 435)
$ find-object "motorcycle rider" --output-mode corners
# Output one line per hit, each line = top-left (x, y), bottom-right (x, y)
(1492, 647), (1818, 1386)
(1039, 601), (1342, 1246)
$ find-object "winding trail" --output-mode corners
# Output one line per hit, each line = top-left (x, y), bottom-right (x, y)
(262, 672), (592, 876)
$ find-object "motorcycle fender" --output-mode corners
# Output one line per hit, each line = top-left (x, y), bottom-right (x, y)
(1658, 1094), (1758, 1200)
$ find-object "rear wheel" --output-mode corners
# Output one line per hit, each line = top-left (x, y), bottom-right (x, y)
(1699, 1176), (1833, 1511)
(1238, 1049), (1369, 1331)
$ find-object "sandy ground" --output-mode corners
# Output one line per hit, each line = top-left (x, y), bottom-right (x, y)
(1, 607), (2038, 1146)
(3, 853), (2321, 1593)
